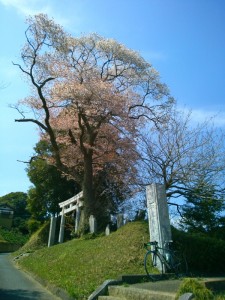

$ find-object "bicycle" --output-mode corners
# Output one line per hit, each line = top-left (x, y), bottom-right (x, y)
(144, 240), (187, 280)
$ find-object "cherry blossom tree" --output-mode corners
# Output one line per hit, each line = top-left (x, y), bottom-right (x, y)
(14, 14), (174, 231)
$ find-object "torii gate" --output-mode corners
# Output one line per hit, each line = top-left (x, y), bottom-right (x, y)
(48, 191), (83, 247)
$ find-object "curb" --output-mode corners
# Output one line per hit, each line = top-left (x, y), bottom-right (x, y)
(12, 254), (74, 300)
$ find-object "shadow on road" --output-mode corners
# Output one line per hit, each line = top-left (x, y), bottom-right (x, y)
(0, 288), (49, 300)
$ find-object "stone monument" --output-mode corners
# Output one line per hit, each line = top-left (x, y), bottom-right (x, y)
(146, 183), (172, 270)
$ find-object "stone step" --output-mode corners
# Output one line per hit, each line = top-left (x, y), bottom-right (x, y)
(107, 285), (175, 300)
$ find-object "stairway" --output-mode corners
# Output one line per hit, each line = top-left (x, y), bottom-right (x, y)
(98, 285), (176, 300)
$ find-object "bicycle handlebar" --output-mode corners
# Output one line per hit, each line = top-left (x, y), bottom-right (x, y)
(147, 241), (158, 246)
(144, 240), (174, 250)
(144, 241), (158, 250)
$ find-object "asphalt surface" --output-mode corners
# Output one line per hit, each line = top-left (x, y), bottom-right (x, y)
(0, 253), (61, 300)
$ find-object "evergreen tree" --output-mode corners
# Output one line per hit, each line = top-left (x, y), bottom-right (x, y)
(26, 141), (79, 220)
(180, 181), (225, 236)
(0, 192), (30, 233)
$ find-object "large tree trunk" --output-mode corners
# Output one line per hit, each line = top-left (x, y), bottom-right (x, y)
(80, 150), (95, 233)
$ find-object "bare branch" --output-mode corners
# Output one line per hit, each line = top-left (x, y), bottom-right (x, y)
(167, 202), (183, 217)
(15, 118), (48, 132)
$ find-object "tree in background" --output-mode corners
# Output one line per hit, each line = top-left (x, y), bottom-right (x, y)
(0, 192), (30, 233)
(137, 108), (225, 230)
(180, 180), (225, 237)
(26, 140), (79, 220)
(93, 164), (132, 229)
(13, 14), (174, 231)
(138, 109), (225, 199)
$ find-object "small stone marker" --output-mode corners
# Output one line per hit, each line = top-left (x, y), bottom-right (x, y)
(105, 224), (110, 236)
(135, 209), (146, 220)
(117, 214), (124, 229)
(89, 215), (97, 233)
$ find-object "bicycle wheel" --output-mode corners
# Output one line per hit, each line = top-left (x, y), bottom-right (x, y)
(144, 251), (163, 280)
(169, 252), (188, 277)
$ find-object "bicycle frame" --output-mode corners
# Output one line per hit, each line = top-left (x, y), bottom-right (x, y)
(156, 246), (179, 273)
(145, 241), (176, 273)
(155, 249), (171, 271)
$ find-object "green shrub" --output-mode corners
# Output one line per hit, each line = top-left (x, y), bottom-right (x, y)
(14, 221), (50, 254)
(214, 293), (225, 299)
(176, 278), (213, 300)
(0, 232), (5, 242)
(172, 227), (225, 274)
(0, 227), (29, 245)
(27, 219), (42, 234)
(13, 217), (29, 234)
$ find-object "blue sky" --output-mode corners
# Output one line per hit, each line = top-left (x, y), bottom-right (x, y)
(0, 0), (225, 196)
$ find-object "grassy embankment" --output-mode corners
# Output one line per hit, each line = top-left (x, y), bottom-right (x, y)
(15, 221), (151, 298)
(13, 221), (225, 299)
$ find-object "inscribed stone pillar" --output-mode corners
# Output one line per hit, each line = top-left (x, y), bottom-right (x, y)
(58, 210), (65, 243)
(146, 184), (172, 249)
(48, 216), (56, 247)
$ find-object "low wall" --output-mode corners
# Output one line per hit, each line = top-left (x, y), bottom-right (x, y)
(0, 242), (21, 253)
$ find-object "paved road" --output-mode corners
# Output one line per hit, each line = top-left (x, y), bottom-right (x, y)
(0, 253), (61, 300)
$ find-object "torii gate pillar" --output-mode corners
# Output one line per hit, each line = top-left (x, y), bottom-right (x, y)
(48, 216), (57, 247)
(58, 209), (65, 244)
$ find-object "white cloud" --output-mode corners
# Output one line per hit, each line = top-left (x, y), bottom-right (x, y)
(179, 105), (225, 127)
(193, 110), (225, 127)
(0, 0), (70, 26)
(0, 0), (48, 15)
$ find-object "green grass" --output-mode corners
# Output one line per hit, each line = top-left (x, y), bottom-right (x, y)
(175, 278), (213, 300)
(16, 221), (150, 299)
(214, 293), (225, 300)
(0, 232), (6, 242)
(175, 278), (225, 300)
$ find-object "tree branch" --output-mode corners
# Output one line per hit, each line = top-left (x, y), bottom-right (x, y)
(15, 118), (48, 132)
(167, 201), (183, 218)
